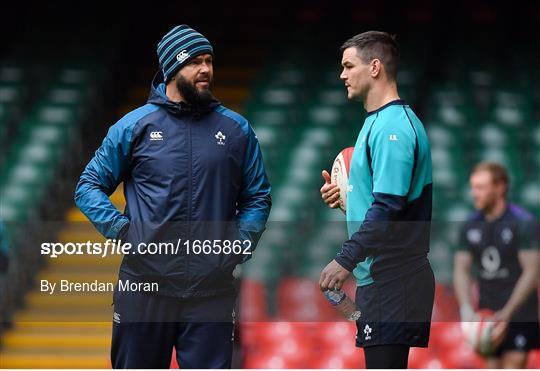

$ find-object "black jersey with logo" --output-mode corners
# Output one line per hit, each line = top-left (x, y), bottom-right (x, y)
(459, 203), (539, 322)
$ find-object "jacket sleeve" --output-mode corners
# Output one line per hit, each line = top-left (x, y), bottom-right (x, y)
(237, 124), (272, 261)
(74, 124), (133, 239)
(335, 122), (416, 271)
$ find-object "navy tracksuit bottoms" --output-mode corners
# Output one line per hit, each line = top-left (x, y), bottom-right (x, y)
(111, 288), (236, 369)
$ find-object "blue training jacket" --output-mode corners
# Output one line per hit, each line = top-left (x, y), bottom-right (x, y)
(75, 77), (272, 298)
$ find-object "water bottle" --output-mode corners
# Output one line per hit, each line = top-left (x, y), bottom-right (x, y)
(323, 289), (361, 321)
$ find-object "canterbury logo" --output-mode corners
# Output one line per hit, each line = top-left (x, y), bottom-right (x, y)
(176, 50), (190, 63)
(150, 131), (163, 141)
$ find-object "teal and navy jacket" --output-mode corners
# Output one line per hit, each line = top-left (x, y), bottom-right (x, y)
(75, 77), (271, 298)
(335, 100), (432, 286)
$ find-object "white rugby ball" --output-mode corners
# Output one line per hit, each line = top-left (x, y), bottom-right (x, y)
(461, 309), (504, 356)
(331, 147), (354, 212)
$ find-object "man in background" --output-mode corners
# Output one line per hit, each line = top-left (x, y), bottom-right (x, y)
(454, 162), (539, 368)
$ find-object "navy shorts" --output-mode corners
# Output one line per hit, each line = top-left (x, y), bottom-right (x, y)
(493, 321), (540, 356)
(355, 264), (435, 348)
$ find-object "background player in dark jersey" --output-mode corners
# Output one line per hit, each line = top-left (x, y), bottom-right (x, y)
(454, 162), (540, 368)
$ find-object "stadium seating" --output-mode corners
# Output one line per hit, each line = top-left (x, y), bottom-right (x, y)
(2, 8), (539, 368)
(0, 65), (104, 223)
(241, 322), (363, 368)
(0, 61), (113, 367)
(0, 64), (30, 155)
(527, 350), (540, 369)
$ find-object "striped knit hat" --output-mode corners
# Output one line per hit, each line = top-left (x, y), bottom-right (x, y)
(157, 25), (213, 83)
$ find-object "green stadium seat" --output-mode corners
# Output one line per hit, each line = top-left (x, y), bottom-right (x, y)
(0, 86), (20, 104)
(261, 88), (296, 106)
(429, 240), (454, 284)
(31, 125), (65, 145)
(0, 67), (23, 84)
(303, 127), (332, 147)
(520, 181), (540, 212)
(318, 70), (344, 89)
(249, 108), (289, 127)
(396, 67), (423, 107)
(0, 179), (48, 222)
(436, 104), (467, 126)
(38, 105), (77, 125)
(17, 142), (56, 165)
(307, 106), (341, 126)
(57, 68), (89, 85)
(9, 163), (47, 187)
(268, 203), (297, 223)
(0, 203), (24, 222)
(469, 70), (494, 88)
(427, 124), (457, 148)
(299, 208), (348, 278)
(48, 87), (84, 105)
(493, 105), (524, 127)
(442, 203), (471, 222)
(253, 125), (278, 147)
(533, 126), (540, 147)
(490, 89), (534, 125)
(318, 89), (348, 106)
(243, 223), (288, 283)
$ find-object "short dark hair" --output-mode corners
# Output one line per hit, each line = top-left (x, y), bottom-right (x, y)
(341, 31), (400, 81)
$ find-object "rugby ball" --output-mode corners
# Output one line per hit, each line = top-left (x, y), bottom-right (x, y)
(331, 147), (354, 212)
(461, 309), (506, 356)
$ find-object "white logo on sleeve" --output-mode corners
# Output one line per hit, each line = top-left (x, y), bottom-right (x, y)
(389, 134), (398, 141)
(150, 131), (163, 141)
(364, 324), (372, 340)
(215, 131), (226, 145)
(467, 229), (482, 244)
(501, 227), (513, 244)
(176, 50), (190, 63)
(113, 312), (121, 324)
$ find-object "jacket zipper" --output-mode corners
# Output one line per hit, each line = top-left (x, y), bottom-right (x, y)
(186, 119), (192, 290)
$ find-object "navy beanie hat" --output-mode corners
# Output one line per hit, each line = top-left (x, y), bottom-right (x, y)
(157, 25), (213, 83)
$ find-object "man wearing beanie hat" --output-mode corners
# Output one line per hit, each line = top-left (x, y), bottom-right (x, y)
(75, 24), (271, 368)
(158, 24), (214, 83)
